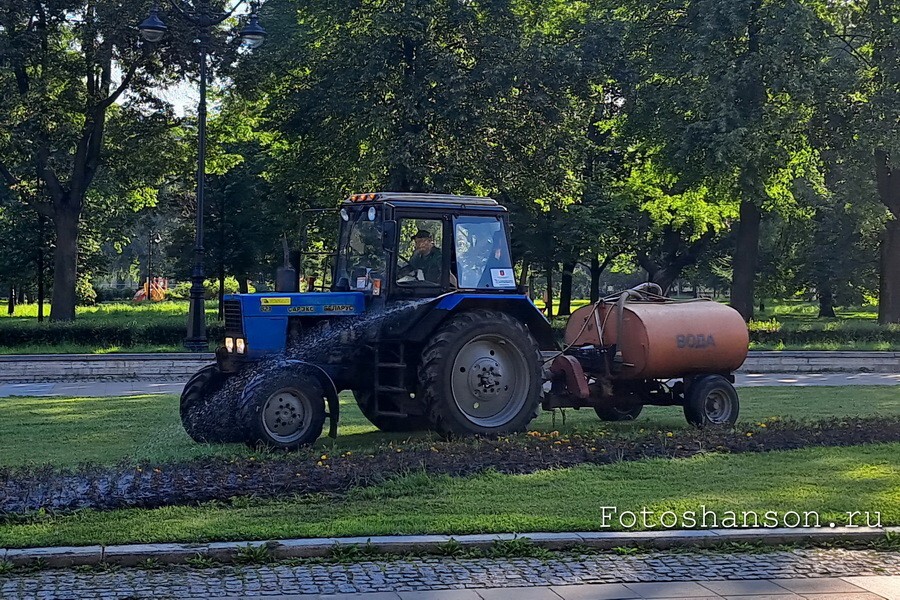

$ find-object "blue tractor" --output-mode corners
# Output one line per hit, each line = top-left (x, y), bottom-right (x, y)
(180, 192), (558, 450)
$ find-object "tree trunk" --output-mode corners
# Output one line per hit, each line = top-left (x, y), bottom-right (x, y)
(590, 255), (602, 303)
(818, 280), (836, 318)
(879, 218), (900, 324)
(730, 199), (761, 322)
(544, 262), (554, 318)
(875, 150), (900, 324)
(37, 212), (45, 322)
(50, 207), (79, 322)
(558, 261), (576, 316)
(238, 276), (250, 295)
(7, 287), (14, 315)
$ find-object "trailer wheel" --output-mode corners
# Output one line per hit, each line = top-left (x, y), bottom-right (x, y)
(353, 390), (430, 432)
(239, 371), (326, 450)
(180, 364), (240, 443)
(420, 310), (542, 438)
(594, 404), (643, 422)
(684, 375), (739, 428)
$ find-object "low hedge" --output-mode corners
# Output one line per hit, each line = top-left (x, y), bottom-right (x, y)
(0, 321), (225, 348)
(549, 317), (900, 349)
(2, 315), (899, 351)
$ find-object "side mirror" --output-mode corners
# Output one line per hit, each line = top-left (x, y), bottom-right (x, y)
(382, 220), (397, 251)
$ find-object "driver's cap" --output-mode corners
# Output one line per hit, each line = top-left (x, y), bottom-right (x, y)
(412, 229), (433, 240)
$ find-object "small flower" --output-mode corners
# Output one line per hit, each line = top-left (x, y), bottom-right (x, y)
(746, 432), (753, 437)
(666, 432), (674, 438)
(320, 454), (328, 460)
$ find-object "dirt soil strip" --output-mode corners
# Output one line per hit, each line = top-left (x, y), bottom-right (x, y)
(1, 418), (898, 516)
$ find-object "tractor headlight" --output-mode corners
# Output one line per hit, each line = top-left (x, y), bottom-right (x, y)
(225, 337), (235, 353)
(236, 338), (247, 354)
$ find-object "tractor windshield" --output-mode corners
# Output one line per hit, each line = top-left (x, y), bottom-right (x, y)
(454, 216), (515, 289)
(336, 207), (386, 291)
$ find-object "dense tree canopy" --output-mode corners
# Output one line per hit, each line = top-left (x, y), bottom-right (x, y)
(1, 0), (899, 323)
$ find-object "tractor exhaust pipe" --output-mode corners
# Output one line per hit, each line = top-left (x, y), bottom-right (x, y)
(276, 236), (299, 293)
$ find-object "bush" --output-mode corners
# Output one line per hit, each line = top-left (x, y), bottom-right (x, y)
(0, 320), (225, 347)
(549, 316), (900, 349)
(76, 276), (98, 306)
(169, 278), (255, 300)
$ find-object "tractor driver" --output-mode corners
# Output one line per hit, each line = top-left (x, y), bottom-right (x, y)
(399, 229), (443, 284)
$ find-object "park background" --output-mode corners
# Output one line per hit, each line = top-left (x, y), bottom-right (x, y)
(1, 0), (899, 356)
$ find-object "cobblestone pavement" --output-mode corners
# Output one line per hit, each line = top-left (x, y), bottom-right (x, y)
(2, 547), (899, 599)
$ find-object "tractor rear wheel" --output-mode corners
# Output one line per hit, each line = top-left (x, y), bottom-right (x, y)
(353, 390), (430, 432)
(239, 370), (326, 450)
(683, 374), (740, 428)
(180, 364), (240, 443)
(420, 310), (542, 438)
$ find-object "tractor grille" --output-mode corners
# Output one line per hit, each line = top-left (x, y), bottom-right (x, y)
(223, 300), (244, 335)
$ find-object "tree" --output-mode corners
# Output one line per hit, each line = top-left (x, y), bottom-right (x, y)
(623, 0), (830, 320)
(0, 1), (194, 320)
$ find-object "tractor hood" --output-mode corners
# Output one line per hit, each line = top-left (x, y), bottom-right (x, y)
(222, 292), (367, 356)
(230, 292), (367, 318)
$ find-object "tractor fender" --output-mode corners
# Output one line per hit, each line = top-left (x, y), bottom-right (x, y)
(242, 359), (341, 439)
(405, 295), (559, 350)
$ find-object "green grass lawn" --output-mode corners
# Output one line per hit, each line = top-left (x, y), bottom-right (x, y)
(1, 442), (896, 548)
(1, 387), (898, 468)
(0, 301), (216, 323)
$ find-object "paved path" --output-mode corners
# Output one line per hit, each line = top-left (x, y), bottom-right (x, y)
(2, 549), (898, 599)
(2, 372), (899, 398)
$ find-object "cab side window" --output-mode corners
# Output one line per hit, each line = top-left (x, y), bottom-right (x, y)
(455, 217), (515, 289)
(396, 219), (444, 287)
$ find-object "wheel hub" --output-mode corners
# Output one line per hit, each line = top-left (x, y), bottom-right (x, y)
(450, 335), (529, 427)
(469, 357), (503, 397)
(263, 391), (307, 440)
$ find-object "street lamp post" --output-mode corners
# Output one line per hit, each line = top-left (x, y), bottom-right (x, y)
(139, 0), (266, 352)
(148, 231), (162, 296)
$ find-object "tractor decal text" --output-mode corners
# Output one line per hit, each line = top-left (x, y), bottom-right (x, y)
(261, 297), (291, 306)
(324, 305), (356, 312)
(288, 306), (315, 313)
(676, 334), (716, 349)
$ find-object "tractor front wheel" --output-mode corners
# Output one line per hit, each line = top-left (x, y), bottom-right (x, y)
(180, 364), (241, 443)
(420, 310), (542, 438)
(239, 371), (326, 450)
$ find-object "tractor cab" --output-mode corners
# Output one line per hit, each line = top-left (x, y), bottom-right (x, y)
(205, 192), (556, 450)
(329, 192), (519, 302)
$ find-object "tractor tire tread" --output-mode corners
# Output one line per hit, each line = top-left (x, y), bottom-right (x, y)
(419, 309), (541, 438)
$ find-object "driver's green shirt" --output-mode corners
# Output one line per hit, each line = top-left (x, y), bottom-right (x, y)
(407, 247), (443, 283)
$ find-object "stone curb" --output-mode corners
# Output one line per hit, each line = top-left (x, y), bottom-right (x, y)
(2, 527), (896, 569)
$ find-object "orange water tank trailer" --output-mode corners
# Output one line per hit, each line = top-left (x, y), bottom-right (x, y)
(564, 299), (749, 380)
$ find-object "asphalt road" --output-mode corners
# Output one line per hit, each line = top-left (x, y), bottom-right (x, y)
(1, 372), (899, 398)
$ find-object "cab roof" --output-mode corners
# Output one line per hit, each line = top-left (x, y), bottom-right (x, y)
(345, 192), (501, 207)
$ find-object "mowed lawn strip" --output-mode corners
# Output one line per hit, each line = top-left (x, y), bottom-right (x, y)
(1, 386), (899, 468)
(0, 443), (896, 548)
